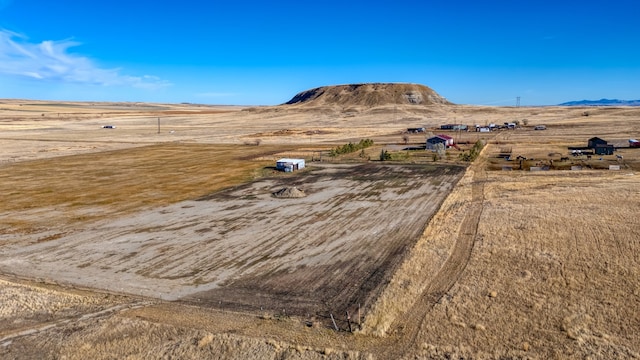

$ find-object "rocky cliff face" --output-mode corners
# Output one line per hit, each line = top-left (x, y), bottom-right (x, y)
(284, 83), (451, 107)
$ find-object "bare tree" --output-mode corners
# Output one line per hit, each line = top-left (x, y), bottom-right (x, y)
(435, 142), (446, 160)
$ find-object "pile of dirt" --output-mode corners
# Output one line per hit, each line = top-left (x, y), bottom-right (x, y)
(284, 83), (452, 107)
(271, 187), (306, 198)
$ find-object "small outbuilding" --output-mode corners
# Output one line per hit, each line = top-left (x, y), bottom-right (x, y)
(436, 134), (454, 147)
(426, 136), (447, 150)
(426, 135), (454, 150)
(276, 158), (305, 172)
(441, 124), (468, 131)
(594, 144), (615, 155)
(588, 137), (607, 149)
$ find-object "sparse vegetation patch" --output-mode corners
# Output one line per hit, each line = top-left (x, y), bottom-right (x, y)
(329, 138), (374, 156)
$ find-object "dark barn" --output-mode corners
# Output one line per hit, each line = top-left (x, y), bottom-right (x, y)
(588, 137), (608, 149)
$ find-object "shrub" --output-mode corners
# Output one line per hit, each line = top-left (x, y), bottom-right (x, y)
(379, 149), (392, 161)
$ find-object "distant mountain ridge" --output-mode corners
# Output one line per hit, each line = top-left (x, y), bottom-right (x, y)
(559, 99), (640, 106)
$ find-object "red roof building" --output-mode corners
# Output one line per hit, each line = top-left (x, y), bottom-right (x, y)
(436, 134), (454, 147)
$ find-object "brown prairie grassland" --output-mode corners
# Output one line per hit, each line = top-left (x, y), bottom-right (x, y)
(0, 100), (639, 359)
(0, 143), (287, 237)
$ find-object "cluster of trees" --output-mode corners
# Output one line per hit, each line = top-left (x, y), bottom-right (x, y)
(329, 139), (374, 156)
(459, 140), (485, 162)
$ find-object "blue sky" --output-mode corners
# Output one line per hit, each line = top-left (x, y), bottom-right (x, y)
(1, 1), (639, 105)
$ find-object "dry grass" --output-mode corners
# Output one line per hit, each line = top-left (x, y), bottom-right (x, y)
(1, 312), (374, 359)
(0, 143), (284, 235)
(412, 147), (640, 359)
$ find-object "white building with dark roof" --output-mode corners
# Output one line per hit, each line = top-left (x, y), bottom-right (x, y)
(276, 158), (305, 172)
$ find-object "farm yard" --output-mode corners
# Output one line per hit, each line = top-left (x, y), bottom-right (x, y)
(1, 98), (640, 359)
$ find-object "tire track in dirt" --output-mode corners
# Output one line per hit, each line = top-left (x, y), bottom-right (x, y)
(383, 148), (488, 358)
(0, 301), (153, 345)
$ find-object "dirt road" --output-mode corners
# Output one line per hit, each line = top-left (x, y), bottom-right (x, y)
(378, 147), (488, 357)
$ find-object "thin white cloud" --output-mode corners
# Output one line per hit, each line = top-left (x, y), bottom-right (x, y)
(0, 29), (171, 89)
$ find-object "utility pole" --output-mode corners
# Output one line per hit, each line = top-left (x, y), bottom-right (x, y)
(157, 117), (160, 134)
(516, 96), (521, 108)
